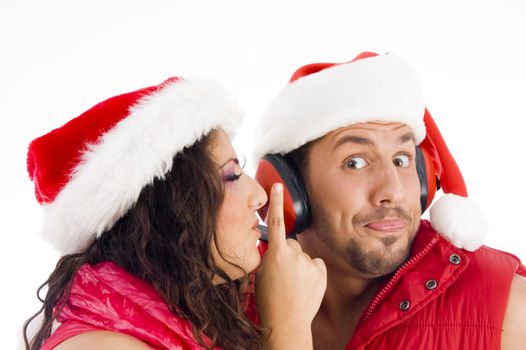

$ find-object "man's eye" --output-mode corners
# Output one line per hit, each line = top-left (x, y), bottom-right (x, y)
(393, 155), (410, 168)
(346, 157), (368, 169)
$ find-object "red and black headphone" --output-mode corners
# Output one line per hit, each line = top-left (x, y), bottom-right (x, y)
(255, 144), (440, 237)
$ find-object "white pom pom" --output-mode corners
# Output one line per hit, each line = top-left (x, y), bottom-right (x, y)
(429, 193), (488, 251)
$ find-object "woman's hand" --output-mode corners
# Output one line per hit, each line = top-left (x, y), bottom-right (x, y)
(255, 183), (327, 349)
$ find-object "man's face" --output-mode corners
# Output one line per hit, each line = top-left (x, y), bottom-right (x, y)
(302, 122), (422, 278)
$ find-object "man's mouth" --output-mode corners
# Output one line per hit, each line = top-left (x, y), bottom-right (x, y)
(365, 219), (406, 232)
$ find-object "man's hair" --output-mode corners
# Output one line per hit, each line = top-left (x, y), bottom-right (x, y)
(285, 140), (315, 188)
(24, 131), (264, 350)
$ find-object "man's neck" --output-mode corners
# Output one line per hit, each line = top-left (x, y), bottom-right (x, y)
(297, 230), (384, 350)
(322, 267), (382, 318)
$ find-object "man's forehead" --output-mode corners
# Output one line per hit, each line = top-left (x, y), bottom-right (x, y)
(330, 121), (412, 136)
(320, 122), (416, 150)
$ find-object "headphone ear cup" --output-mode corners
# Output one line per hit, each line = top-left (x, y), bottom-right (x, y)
(255, 154), (310, 236)
(416, 146), (438, 212)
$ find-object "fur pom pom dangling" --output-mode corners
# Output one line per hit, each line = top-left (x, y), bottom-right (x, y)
(429, 193), (488, 251)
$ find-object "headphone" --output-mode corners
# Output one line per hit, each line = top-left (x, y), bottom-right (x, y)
(255, 146), (440, 236)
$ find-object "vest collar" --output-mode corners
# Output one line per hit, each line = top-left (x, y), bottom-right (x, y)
(348, 220), (469, 349)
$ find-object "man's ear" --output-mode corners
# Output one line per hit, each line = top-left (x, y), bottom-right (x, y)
(255, 154), (310, 236)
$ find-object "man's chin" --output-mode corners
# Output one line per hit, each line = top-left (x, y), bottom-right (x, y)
(346, 242), (411, 277)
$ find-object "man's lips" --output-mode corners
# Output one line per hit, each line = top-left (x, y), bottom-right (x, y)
(365, 219), (406, 232)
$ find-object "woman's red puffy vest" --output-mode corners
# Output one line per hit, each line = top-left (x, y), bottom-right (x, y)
(40, 262), (218, 350)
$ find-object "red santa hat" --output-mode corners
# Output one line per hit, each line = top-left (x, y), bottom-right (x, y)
(27, 77), (242, 255)
(254, 52), (487, 251)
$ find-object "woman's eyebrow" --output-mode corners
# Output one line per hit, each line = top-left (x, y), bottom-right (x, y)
(220, 157), (239, 168)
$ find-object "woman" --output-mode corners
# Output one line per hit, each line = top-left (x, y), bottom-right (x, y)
(23, 77), (326, 350)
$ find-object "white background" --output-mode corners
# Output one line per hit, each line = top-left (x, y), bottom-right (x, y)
(1, 0), (525, 348)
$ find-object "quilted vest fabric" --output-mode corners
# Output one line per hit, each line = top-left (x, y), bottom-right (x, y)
(253, 220), (525, 349)
(39, 262), (217, 350)
(346, 220), (526, 349)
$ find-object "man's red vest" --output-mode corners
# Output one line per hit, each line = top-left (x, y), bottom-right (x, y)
(346, 220), (526, 349)
(253, 220), (525, 349)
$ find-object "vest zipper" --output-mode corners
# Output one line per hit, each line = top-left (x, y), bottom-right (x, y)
(356, 235), (439, 329)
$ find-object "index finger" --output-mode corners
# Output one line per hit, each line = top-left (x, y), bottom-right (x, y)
(266, 183), (287, 250)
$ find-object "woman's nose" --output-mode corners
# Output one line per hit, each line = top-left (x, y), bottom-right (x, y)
(248, 175), (268, 210)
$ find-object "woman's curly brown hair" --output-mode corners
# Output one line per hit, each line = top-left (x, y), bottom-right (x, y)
(23, 130), (264, 350)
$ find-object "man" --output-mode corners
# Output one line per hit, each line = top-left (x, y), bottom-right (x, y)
(253, 52), (526, 349)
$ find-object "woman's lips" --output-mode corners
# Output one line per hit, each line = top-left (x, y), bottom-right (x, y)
(252, 220), (262, 239)
(365, 219), (406, 232)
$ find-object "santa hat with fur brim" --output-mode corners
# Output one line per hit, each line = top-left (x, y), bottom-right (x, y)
(27, 77), (242, 255)
(254, 52), (487, 251)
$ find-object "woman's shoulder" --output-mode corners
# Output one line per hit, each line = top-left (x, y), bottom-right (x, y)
(53, 330), (152, 350)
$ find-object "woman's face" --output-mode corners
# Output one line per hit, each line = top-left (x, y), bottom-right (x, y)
(210, 130), (267, 281)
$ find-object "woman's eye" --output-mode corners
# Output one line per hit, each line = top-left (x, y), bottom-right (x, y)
(346, 157), (368, 169)
(224, 172), (243, 182)
(393, 154), (410, 168)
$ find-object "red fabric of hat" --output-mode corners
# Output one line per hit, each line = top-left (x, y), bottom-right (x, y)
(27, 77), (242, 254)
(255, 51), (487, 251)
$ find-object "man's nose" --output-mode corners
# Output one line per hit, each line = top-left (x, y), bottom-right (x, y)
(370, 162), (404, 207)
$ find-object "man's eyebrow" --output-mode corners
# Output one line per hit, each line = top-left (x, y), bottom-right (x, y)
(399, 133), (415, 144)
(333, 132), (415, 151)
(333, 135), (374, 151)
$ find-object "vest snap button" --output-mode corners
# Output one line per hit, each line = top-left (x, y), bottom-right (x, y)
(449, 253), (461, 265)
(399, 300), (410, 311)
(426, 279), (438, 290)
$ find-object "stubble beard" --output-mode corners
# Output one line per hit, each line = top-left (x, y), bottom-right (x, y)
(344, 235), (412, 277)
(315, 208), (421, 277)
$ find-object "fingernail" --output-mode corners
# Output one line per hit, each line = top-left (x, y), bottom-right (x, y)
(274, 183), (283, 193)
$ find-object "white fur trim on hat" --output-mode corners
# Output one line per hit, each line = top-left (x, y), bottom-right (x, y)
(41, 79), (242, 255)
(254, 54), (426, 159)
(430, 193), (488, 251)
